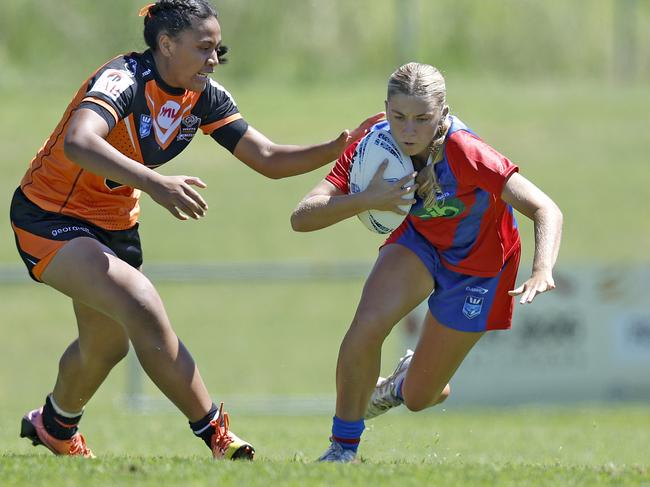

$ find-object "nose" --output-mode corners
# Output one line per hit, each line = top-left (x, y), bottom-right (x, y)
(208, 49), (219, 66)
(403, 119), (416, 135)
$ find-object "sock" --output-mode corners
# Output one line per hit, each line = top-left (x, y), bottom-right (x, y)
(41, 394), (83, 440)
(395, 377), (405, 401)
(189, 403), (219, 449)
(331, 416), (365, 452)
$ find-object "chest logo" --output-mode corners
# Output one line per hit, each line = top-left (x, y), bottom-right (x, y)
(177, 114), (200, 142)
(146, 96), (193, 148)
(411, 196), (465, 219)
(139, 114), (152, 139)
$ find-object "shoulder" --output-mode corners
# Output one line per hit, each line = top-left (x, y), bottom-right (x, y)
(86, 52), (145, 102)
(202, 78), (237, 104)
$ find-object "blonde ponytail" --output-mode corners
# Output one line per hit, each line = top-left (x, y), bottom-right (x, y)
(416, 115), (451, 208)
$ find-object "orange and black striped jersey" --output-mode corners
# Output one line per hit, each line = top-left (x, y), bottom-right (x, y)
(20, 50), (246, 230)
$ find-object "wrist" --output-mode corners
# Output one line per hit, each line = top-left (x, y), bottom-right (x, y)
(139, 168), (161, 194)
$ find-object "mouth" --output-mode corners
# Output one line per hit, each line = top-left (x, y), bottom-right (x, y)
(195, 70), (213, 81)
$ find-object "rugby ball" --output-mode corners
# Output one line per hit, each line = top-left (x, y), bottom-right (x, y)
(349, 129), (415, 234)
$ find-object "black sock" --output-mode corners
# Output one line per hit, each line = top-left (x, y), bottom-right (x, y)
(41, 395), (83, 440)
(189, 403), (219, 449)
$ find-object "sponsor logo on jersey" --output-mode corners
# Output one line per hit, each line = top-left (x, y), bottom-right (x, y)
(465, 286), (489, 294)
(51, 225), (93, 238)
(89, 69), (134, 102)
(411, 196), (465, 219)
(177, 114), (200, 142)
(147, 98), (193, 146)
(125, 58), (138, 77)
(139, 114), (152, 138)
(462, 295), (483, 319)
(142, 68), (152, 77)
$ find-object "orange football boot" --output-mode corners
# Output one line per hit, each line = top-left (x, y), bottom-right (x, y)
(210, 402), (254, 460)
(20, 408), (95, 458)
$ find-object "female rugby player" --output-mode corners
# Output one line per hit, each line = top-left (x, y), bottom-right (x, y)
(291, 62), (563, 463)
(10, 0), (382, 460)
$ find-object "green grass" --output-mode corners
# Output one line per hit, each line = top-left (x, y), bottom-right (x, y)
(1, 281), (649, 485)
(1, 409), (649, 486)
(1, 70), (649, 485)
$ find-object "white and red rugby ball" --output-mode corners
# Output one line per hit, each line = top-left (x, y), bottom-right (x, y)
(349, 129), (415, 234)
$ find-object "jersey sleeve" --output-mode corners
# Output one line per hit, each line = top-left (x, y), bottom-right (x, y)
(199, 79), (247, 152)
(79, 57), (137, 130)
(445, 130), (519, 195)
(325, 141), (358, 194)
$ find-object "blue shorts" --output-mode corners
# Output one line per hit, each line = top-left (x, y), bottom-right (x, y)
(388, 223), (520, 332)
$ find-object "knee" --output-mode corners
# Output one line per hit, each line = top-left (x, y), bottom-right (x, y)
(118, 276), (165, 323)
(403, 383), (451, 412)
(347, 308), (395, 345)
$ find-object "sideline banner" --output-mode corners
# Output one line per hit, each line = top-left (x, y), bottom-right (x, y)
(403, 266), (650, 405)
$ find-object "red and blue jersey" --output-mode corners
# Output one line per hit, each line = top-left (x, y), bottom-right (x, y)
(326, 116), (520, 277)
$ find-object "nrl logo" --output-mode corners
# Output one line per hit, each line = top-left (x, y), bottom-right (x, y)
(177, 114), (200, 142)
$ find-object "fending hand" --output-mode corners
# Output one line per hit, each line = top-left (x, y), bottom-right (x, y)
(508, 270), (556, 304)
(333, 112), (386, 154)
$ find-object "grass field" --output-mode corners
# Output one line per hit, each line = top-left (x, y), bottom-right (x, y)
(1, 408), (649, 486)
(1, 281), (649, 485)
(1, 75), (649, 485)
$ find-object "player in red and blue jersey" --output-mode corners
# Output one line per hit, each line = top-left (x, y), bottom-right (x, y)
(10, 0), (382, 460)
(291, 63), (563, 463)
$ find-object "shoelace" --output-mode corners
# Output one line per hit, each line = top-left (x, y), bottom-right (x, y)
(68, 434), (92, 457)
(210, 402), (233, 456)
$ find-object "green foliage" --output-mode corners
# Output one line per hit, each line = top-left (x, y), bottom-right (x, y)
(2, 0), (650, 85)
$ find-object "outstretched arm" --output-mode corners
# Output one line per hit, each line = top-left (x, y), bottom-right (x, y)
(233, 113), (385, 179)
(291, 162), (417, 232)
(501, 172), (563, 303)
(64, 108), (208, 220)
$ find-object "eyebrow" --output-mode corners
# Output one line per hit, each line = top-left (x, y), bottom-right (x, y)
(392, 109), (434, 117)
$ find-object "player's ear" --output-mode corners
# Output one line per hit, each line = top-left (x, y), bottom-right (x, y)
(158, 32), (174, 57)
(384, 100), (389, 113)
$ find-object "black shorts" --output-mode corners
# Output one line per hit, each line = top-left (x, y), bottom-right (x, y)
(9, 188), (143, 282)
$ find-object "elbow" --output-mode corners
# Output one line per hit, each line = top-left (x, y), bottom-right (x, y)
(63, 129), (87, 162)
(290, 207), (320, 232)
(265, 170), (285, 180)
(290, 212), (309, 232)
(550, 202), (563, 227)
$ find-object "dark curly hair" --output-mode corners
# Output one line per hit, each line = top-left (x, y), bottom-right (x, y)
(143, 0), (228, 62)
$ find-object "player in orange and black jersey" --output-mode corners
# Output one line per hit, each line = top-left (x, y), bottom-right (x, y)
(10, 0), (383, 460)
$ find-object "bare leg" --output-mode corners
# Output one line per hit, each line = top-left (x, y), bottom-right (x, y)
(41, 238), (212, 421)
(335, 244), (433, 421)
(402, 311), (483, 412)
(52, 302), (130, 413)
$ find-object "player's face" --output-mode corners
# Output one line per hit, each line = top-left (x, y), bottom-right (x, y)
(163, 16), (222, 92)
(386, 94), (443, 159)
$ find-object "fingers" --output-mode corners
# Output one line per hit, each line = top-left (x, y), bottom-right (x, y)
(398, 172), (418, 188)
(370, 160), (390, 180)
(182, 184), (208, 212)
(185, 176), (207, 189)
(509, 281), (554, 304)
(167, 205), (189, 221)
(161, 176), (209, 220)
(361, 112), (386, 128)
